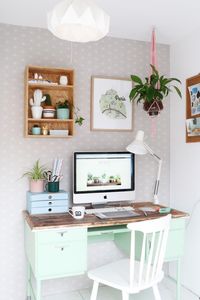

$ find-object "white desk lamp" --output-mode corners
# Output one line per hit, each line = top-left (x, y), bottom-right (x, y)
(126, 130), (162, 204)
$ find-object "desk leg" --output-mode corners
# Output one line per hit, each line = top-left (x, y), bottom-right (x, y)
(176, 259), (181, 300)
(27, 262), (31, 299)
(36, 280), (41, 300)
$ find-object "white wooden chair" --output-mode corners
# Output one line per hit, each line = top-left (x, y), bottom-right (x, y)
(88, 214), (171, 300)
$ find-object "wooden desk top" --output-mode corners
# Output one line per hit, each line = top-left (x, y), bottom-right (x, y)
(23, 202), (189, 231)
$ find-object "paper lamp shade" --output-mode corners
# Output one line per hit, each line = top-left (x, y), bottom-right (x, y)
(47, 0), (110, 42)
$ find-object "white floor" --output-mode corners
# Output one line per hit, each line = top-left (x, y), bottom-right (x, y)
(43, 278), (197, 300)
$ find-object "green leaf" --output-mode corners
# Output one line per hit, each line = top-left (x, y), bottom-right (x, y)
(129, 88), (139, 101)
(173, 86), (182, 98)
(150, 64), (159, 76)
(169, 77), (182, 84)
(130, 75), (143, 84)
(75, 117), (85, 126)
(22, 159), (47, 180)
(146, 86), (155, 101)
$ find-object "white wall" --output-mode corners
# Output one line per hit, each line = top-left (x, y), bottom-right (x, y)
(170, 29), (200, 297)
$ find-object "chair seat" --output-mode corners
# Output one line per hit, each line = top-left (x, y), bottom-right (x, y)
(88, 258), (164, 294)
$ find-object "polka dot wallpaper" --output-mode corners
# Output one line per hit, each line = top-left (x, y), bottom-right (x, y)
(0, 23), (170, 299)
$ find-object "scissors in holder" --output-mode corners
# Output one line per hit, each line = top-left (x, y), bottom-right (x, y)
(43, 171), (53, 182)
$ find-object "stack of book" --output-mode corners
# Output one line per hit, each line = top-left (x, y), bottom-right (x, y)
(49, 130), (69, 136)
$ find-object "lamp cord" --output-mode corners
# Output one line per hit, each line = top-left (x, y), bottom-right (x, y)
(186, 198), (200, 229)
(70, 41), (73, 65)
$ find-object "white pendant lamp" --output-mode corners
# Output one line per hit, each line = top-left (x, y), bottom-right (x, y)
(47, 0), (110, 43)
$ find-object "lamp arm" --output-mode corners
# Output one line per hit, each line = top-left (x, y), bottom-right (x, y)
(143, 142), (162, 204)
(143, 142), (161, 161)
(153, 159), (162, 204)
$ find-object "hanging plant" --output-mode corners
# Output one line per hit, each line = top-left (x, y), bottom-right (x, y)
(129, 65), (182, 116)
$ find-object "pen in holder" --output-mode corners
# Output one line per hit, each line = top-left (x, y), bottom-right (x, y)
(44, 158), (63, 193)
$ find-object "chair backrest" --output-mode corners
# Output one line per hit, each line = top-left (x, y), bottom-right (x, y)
(127, 214), (171, 290)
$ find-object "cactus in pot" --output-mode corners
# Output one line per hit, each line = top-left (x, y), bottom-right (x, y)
(30, 89), (46, 119)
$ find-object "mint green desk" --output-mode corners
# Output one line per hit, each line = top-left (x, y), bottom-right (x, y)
(23, 203), (188, 300)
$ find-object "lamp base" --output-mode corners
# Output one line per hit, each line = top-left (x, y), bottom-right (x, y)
(153, 196), (159, 205)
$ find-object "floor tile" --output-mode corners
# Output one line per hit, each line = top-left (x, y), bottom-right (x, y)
(43, 290), (83, 300)
(43, 279), (196, 300)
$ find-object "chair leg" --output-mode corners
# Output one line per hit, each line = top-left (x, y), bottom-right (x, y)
(122, 291), (129, 300)
(90, 281), (99, 300)
(152, 284), (161, 300)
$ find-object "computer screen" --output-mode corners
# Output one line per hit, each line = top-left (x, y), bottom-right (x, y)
(73, 152), (135, 205)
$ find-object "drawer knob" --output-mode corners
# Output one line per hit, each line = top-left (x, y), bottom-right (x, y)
(61, 247), (64, 251)
(48, 195), (52, 200)
(48, 201), (52, 205)
(48, 208), (52, 212)
(60, 231), (67, 237)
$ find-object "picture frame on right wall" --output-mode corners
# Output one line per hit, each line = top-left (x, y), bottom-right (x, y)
(90, 76), (133, 131)
(186, 74), (200, 143)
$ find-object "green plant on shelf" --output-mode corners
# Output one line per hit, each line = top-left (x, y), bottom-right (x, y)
(56, 99), (70, 109)
(56, 99), (85, 125)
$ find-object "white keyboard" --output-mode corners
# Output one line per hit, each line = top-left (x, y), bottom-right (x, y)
(85, 206), (134, 215)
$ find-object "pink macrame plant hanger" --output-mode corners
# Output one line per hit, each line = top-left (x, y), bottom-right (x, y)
(147, 28), (162, 118)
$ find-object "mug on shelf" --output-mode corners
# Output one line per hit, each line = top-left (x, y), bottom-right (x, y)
(46, 181), (59, 193)
(69, 206), (85, 219)
(32, 126), (41, 135)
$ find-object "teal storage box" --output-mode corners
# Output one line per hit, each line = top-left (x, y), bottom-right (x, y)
(27, 190), (69, 215)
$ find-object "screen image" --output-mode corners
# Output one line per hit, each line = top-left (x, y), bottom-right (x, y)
(74, 152), (134, 194)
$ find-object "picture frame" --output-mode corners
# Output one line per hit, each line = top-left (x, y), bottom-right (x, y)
(186, 74), (200, 143)
(91, 76), (133, 131)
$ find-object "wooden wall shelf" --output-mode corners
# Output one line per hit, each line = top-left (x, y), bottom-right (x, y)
(28, 119), (74, 122)
(24, 65), (75, 138)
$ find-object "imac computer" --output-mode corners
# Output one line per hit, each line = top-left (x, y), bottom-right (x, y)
(73, 152), (135, 205)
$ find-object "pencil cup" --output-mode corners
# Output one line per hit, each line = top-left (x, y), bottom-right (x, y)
(46, 181), (59, 193)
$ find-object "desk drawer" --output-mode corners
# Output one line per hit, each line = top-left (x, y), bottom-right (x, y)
(30, 206), (68, 215)
(31, 200), (68, 208)
(37, 239), (87, 277)
(27, 191), (68, 201)
(37, 227), (87, 244)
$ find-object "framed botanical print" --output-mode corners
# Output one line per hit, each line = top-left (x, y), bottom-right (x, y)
(91, 76), (133, 131)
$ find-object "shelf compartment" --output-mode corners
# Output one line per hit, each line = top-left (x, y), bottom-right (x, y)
(26, 135), (73, 138)
(28, 118), (73, 122)
(28, 83), (74, 90)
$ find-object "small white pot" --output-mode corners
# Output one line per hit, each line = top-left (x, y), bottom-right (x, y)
(31, 106), (43, 119)
(59, 76), (68, 85)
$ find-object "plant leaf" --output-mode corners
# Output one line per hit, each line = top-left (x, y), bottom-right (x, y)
(173, 86), (182, 98)
(130, 75), (143, 85)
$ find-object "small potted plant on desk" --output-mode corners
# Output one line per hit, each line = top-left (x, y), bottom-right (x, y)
(56, 99), (70, 119)
(22, 159), (47, 193)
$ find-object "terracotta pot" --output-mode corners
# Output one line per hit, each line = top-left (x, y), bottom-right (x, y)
(143, 100), (163, 116)
(30, 179), (44, 193)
